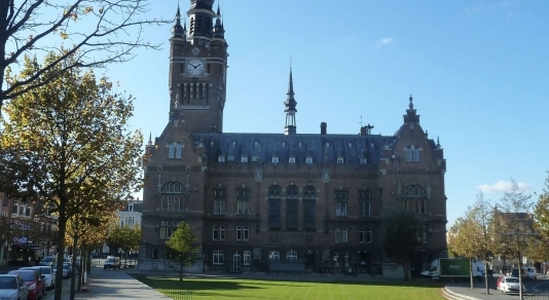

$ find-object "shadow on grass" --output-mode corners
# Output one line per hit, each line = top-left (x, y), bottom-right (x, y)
(132, 274), (446, 291)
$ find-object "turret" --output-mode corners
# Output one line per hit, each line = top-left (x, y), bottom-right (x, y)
(284, 68), (297, 135)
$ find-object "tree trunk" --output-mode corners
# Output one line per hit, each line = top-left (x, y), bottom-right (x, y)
(469, 259), (474, 290)
(484, 260), (490, 294)
(54, 214), (67, 300)
(180, 260), (184, 281)
(70, 234), (79, 300)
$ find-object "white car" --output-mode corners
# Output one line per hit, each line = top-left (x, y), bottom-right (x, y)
(498, 276), (525, 294)
(0, 274), (29, 300)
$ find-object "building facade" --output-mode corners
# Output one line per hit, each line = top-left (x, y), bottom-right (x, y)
(139, 0), (447, 277)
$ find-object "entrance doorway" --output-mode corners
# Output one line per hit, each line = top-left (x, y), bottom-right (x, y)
(232, 251), (241, 273)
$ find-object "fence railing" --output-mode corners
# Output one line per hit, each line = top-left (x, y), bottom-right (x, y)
(146, 276), (193, 300)
(525, 290), (549, 300)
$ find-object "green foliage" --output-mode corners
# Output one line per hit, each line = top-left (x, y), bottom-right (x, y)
(0, 50), (143, 300)
(381, 208), (421, 280)
(166, 222), (198, 281)
(532, 172), (549, 262)
(106, 224), (141, 255)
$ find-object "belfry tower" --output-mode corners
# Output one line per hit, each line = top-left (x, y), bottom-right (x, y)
(168, 0), (228, 134)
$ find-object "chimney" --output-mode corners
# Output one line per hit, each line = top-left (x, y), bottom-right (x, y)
(320, 122), (327, 135)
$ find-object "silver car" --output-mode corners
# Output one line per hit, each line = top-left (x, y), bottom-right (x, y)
(0, 274), (29, 300)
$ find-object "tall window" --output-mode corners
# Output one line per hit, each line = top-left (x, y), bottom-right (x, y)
(168, 142), (183, 159)
(418, 224), (429, 243)
(212, 225), (225, 241)
(213, 250), (224, 265)
(286, 185), (299, 231)
(268, 185), (282, 230)
(401, 184), (427, 214)
(405, 145), (420, 162)
(335, 190), (348, 217)
(161, 182), (184, 211)
(236, 188), (250, 215)
(359, 228), (372, 243)
(286, 250), (298, 261)
(303, 185), (316, 231)
(236, 225), (249, 241)
(359, 190), (371, 217)
(335, 227), (349, 243)
(159, 221), (177, 239)
(243, 251), (251, 266)
(214, 189), (226, 215)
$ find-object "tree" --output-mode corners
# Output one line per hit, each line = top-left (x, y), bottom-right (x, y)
(105, 223), (141, 262)
(166, 221), (198, 282)
(494, 179), (534, 300)
(381, 208), (421, 280)
(447, 193), (493, 292)
(0, 0), (167, 109)
(533, 172), (549, 274)
(0, 51), (143, 300)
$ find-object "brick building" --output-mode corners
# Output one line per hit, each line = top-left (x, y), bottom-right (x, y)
(139, 0), (447, 277)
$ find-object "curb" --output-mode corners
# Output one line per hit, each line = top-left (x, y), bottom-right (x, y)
(442, 287), (483, 300)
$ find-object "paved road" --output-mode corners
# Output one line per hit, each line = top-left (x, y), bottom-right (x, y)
(445, 275), (549, 300)
(43, 265), (170, 300)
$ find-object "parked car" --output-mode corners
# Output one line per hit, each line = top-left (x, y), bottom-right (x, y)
(0, 274), (29, 300)
(8, 269), (44, 300)
(39, 255), (57, 267)
(21, 266), (55, 290)
(103, 257), (121, 269)
(496, 275), (504, 290)
(53, 262), (73, 279)
(498, 276), (525, 294)
(525, 266), (537, 280)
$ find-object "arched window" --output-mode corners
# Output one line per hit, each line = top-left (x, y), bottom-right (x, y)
(268, 185), (281, 230)
(286, 186), (299, 230)
(212, 225), (225, 241)
(303, 185), (316, 231)
(401, 184), (428, 214)
(236, 188), (250, 215)
(160, 182), (186, 211)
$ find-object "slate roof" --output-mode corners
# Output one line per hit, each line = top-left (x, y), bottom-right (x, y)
(191, 133), (396, 166)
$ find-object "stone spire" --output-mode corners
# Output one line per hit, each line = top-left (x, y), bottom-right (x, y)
(284, 67), (297, 135)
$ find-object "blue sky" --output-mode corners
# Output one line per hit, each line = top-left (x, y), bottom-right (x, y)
(101, 0), (549, 227)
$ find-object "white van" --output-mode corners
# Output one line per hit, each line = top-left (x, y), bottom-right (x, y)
(103, 257), (121, 269)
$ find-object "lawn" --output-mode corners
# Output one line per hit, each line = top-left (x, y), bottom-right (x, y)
(133, 275), (447, 300)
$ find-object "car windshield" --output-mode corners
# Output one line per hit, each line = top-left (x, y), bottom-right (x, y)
(9, 271), (34, 281)
(106, 258), (114, 262)
(41, 257), (54, 262)
(40, 267), (51, 274)
(0, 277), (17, 289)
(507, 278), (519, 283)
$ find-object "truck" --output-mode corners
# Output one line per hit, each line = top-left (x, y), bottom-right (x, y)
(421, 258), (484, 281)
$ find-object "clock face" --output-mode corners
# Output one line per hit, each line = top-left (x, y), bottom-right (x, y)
(187, 59), (204, 76)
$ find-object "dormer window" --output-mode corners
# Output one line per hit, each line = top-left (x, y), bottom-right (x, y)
(406, 146), (420, 162)
(241, 156), (248, 163)
(218, 155), (225, 162)
(251, 156), (258, 162)
(337, 157), (344, 164)
(360, 157), (367, 164)
(289, 156), (296, 164)
(227, 155), (235, 162)
(272, 156), (279, 164)
(168, 142), (183, 159)
(129, 204), (134, 211)
(306, 157), (313, 165)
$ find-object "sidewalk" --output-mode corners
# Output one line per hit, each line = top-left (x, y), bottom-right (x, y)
(45, 269), (171, 300)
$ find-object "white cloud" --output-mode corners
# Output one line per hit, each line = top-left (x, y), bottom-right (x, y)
(375, 37), (393, 48)
(477, 180), (530, 194)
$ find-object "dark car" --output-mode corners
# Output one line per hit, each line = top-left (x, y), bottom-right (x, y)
(53, 262), (73, 279)
(7, 269), (44, 300)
